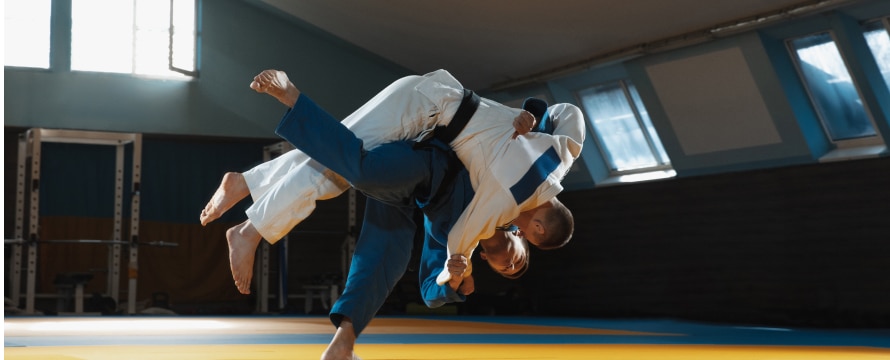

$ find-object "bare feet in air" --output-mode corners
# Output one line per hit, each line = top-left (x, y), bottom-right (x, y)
(321, 319), (360, 360)
(200, 172), (249, 226)
(226, 220), (262, 294)
(250, 69), (301, 108)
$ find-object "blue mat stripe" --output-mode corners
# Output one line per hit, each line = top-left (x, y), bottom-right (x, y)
(6, 331), (890, 348)
(6, 317), (890, 348)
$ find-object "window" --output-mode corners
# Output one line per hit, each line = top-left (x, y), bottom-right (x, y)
(71, 0), (198, 78)
(577, 80), (671, 173)
(863, 18), (890, 92)
(788, 32), (877, 144)
(169, 0), (198, 74)
(4, 0), (198, 77)
(4, 0), (52, 69)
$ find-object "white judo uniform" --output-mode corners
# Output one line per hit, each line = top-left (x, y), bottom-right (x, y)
(241, 69), (585, 283)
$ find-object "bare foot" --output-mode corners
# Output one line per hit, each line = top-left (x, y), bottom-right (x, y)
(226, 220), (262, 294)
(321, 320), (359, 360)
(249, 69), (301, 108)
(200, 172), (249, 226)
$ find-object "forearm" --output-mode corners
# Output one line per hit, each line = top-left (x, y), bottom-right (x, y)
(420, 226), (466, 307)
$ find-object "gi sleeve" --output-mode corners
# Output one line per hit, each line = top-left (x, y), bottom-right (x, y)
(435, 179), (511, 285)
(419, 218), (465, 308)
(548, 103), (586, 159)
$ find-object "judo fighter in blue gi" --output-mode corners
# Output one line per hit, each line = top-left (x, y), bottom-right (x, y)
(201, 69), (585, 295)
(271, 90), (531, 360)
(200, 69), (586, 359)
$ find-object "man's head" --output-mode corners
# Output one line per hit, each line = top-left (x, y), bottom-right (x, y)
(516, 197), (574, 250)
(479, 230), (529, 279)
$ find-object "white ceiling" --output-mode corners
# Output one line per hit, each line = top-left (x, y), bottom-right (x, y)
(258, 0), (859, 91)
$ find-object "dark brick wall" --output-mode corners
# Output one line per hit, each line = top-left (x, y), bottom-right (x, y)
(7, 125), (889, 324)
(520, 156), (890, 327)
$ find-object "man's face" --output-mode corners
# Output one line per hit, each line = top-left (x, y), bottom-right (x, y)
(482, 231), (527, 277)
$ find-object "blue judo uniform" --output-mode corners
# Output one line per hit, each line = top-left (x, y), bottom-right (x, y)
(275, 94), (474, 336)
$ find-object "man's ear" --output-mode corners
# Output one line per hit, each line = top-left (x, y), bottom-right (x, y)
(479, 251), (488, 260)
(532, 218), (546, 236)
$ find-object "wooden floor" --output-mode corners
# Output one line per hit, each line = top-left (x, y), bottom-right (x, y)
(5, 315), (890, 359)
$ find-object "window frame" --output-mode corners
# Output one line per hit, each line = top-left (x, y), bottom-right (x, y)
(3, 0), (53, 70)
(785, 30), (884, 150)
(168, 0), (199, 77)
(576, 79), (673, 176)
(6, 0), (202, 79)
(861, 16), (890, 93)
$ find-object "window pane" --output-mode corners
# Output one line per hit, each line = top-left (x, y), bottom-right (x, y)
(71, 0), (136, 73)
(628, 83), (670, 165)
(71, 0), (193, 78)
(790, 32), (876, 141)
(171, 0), (197, 72)
(134, 0), (173, 75)
(579, 82), (659, 171)
(5, 0), (52, 68)
(863, 20), (890, 92)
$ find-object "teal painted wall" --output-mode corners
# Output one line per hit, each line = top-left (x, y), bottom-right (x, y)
(3, 0), (411, 138)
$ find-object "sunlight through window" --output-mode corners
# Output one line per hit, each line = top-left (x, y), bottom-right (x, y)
(578, 80), (671, 173)
(789, 32), (876, 142)
(71, 0), (196, 78)
(863, 19), (890, 92)
(4, 0), (52, 69)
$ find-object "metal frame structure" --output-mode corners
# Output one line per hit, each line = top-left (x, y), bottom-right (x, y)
(255, 141), (355, 313)
(254, 141), (293, 313)
(9, 128), (142, 314)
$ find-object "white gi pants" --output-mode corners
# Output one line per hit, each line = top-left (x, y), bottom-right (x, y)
(242, 70), (466, 242)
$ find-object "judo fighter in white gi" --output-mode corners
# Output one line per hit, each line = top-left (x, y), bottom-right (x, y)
(200, 69), (585, 295)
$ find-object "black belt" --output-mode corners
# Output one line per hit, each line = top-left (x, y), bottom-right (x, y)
(413, 138), (462, 208)
(412, 89), (479, 207)
(434, 88), (480, 143)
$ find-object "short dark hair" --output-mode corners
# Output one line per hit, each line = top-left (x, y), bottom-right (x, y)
(535, 199), (573, 250)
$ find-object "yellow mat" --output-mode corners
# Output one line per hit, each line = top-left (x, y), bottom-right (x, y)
(5, 316), (889, 360)
(7, 344), (890, 360)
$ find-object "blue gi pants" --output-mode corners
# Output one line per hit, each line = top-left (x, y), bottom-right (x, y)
(275, 95), (468, 336)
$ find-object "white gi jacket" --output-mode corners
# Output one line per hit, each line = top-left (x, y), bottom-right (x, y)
(416, 72), (585, 285)
(242, 69), (584, 285)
